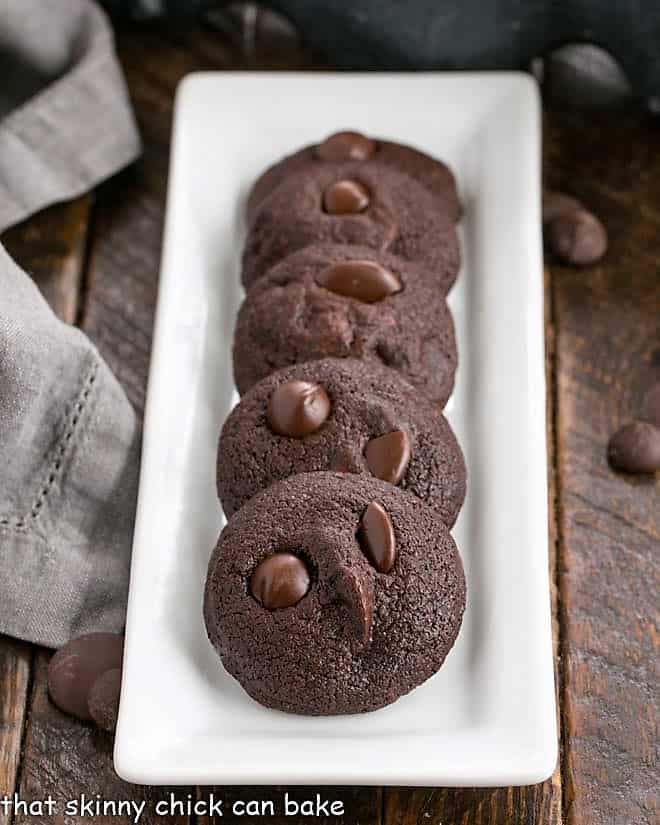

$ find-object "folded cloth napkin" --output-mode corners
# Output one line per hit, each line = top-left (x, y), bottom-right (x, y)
(0, 244), (140, 648)
(0, 0), (140, 232)
(0, 0), (141, 647)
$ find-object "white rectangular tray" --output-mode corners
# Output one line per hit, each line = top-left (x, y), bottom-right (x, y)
(115, 72), (556, 786)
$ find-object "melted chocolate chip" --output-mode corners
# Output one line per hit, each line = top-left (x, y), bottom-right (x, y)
(323, 179), (370, 215)
(48, 633), (123, 721)
(332, 564), (374, 647)
(358, 501), (396, 573)
(250, 553), (310, 609)
(88, 668), (122, 733)
(365, 430), (411, 485)
(316, 131), (376, 162)
(607, 420), (660, 473)
(267, 380), (331, 437)
(315, 261), (402, 303)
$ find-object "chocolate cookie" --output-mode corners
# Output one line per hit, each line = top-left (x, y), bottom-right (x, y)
(217, 358), (466, 526)
(232, 244), (458, 406)
(246, 130), (461, 225)
(204, 472), (466, 715)
(242, 163), (460, 291)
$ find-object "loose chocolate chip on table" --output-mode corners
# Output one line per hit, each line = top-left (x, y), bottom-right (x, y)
(365, 430), (412, 485)
(542, 190), (583, 224)
(322, 179), (370, 215)
(88, 668), (122, 733)
(546, 209), (608, 265)
(607, 420), (660, 473)
(358, 501), (396, 573)
(48, 632), (123, 720)
(267, 380), (331, 437)
(315, 260), (402, 303)
(250, 553), (311, 609)
(316, 131), (376, 162)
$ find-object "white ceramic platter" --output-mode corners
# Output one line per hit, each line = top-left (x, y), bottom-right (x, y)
(114, 72), (556, 786)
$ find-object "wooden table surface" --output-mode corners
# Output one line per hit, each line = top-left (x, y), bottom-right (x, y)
(1, 11), (658, 825)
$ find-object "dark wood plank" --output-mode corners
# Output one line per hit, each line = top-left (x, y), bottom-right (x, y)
(384, 783), (562, 825)
(0, 195), (93, 824)
(545, 110), (660, 825)
(0, 639), (31, 825)
(2, 196), (91, 324)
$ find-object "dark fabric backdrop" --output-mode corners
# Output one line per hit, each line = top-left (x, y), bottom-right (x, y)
(100, 1), (659, 106)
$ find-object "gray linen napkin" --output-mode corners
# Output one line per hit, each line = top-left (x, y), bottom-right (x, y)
(0, 0), (142, 647)
(0, 244), (140, 648)
(0, 0), (141, 232)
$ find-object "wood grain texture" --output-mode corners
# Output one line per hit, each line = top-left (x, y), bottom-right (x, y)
(2, 196), (91, 324)
(384, 783), (562, 825)
(545, 110), (660, 825)
(0, 640), (31, 825)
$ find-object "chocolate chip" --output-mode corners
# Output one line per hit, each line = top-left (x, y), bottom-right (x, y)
(365, 430), (411, 485)
(250, 553), (310, 609)
(358, 501), (396, 573)
(542, 190), (583, 224)
(546, 209), (607, 265)
(607, 420), (660, 473)
(322, 179), (370, 215)
(267, 380), (330, 437)
(316, 131), (375, 162)
(88, 668), (122, 733)
(48, 633), (123, 721)
(641, 382), (660, 428)
(331, 564), (374, 647)
(316, 261), (402, 303)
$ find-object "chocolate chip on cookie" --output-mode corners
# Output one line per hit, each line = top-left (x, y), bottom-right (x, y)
(233, 244), (458, 406)
(204, 472), (466, 715)
(219, 358), (465, 525)
(243, 163), (459, 291)
(246, 132), (461, 225)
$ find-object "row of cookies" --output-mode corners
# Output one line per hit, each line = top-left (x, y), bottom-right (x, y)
(204, 132), (467, 715)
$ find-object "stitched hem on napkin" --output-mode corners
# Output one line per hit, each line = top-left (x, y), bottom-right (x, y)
(0, 348), (139, 649)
